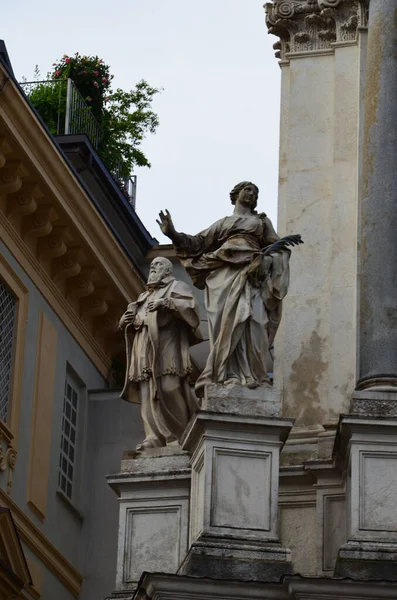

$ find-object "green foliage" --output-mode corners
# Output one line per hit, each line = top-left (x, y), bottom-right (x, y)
(100, 81), (160, 177)
(27, 79), (67, 136)
(24, 53), (161, 178)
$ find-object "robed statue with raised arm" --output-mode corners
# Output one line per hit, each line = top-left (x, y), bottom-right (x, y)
(119, 257), (202, 451)
(158, 181), (302, 397)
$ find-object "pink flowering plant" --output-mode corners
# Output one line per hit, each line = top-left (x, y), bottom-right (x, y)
(25, 53), (160, 179)
(52, 53), (113, 120)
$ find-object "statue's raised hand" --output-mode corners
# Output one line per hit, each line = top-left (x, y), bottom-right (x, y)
(156, 210), (176, 240)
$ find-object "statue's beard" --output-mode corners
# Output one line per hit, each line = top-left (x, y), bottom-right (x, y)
(147, 273), (164, 286)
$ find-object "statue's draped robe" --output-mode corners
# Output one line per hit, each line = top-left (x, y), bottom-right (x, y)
(121, 276), (202, 441)
(175, 213), (290, 396)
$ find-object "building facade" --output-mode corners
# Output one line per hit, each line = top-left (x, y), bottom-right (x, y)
(3, 0), (397, 597)
(0, 44), (157, 599)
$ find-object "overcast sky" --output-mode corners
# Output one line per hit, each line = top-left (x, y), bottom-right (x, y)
(3, 1), (281, 242)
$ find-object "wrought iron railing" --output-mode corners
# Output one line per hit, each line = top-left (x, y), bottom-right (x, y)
(20, 78), (102, 149)
(20, 78), (137, 206)
(113, 162), (137, 209)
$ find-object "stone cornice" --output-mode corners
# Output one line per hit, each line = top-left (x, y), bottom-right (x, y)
(0, 64), (146, 378)
(265, 0), (369, 61)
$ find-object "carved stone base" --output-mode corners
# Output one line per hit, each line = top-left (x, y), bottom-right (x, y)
(179, 538), (292, 582)
(180, 384), (294, 582)
(107, 446), (191, 595)
(335, 541), (397, 580)
(106, 592), (134, 600)
(334, 391), (397, 579)
(200, 382), (281, 417)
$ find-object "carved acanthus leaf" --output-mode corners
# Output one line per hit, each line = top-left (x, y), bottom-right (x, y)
(265, 0), (369, 60)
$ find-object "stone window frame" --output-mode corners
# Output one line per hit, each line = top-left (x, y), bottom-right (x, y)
(0, 254), (28, 447)
(57, 365), (86, 511)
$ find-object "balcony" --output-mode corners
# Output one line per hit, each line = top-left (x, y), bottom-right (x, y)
(20, 78), (136, 208)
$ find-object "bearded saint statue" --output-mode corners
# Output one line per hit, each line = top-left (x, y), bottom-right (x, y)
(158, 181), (301, 398)
(119, 257), (202, 451)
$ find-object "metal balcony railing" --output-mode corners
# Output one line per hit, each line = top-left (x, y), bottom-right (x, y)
(20, 78), (102, 149)
(113, 163), (137, 209)
(20, 78), (137, 207)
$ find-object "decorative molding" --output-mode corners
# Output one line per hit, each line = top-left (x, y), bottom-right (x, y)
(279, 487), (316, 507)
(0, 422), (17, 494)
(0, 61), (146, 379)
(265, 0), (369, 61)
(27, 312), (58, 521)
(0, 217), (111, 377)
(323, 493), (346, 571)
(0, 489), (82, 598)
(25, 557), (42, 600)
(0, 508), (31, 598)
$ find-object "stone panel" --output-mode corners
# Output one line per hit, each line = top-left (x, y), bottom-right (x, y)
(280, 505), (316, 576)
(323, 495), (346, 571)
(211, 448), (271, 531)
(124, 507), (181, 582)
(361, 452), (397, 532)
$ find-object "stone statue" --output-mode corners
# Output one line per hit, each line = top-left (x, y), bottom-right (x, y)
(158, 181), (302, 397)
(119, 257), (203, 451)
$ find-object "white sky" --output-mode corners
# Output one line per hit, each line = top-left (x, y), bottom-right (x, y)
(3, 1), (281, 242)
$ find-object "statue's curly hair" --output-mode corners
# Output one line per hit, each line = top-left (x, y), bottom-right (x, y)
(230, 181), (259, 210)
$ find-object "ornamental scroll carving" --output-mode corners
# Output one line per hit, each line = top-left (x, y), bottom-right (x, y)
(265, 0), (369, 60)
(0, 425), (17, 494)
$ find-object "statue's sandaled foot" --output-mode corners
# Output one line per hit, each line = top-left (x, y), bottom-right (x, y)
(224, 377), (240, 386)
(166, 437), (179, 447)
(246, 377), (260, 389)
(135, 439), (162, 452)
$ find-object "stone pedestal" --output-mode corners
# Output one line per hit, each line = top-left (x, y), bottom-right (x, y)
(335, 391), (397, 580)
(178, 384), (294, 582)
(107, 447), (191, 598)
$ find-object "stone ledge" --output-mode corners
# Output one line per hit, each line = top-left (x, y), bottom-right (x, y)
(202, 383), (281, 417)
(135, 572), (397, 599)
(181, 411), (294, 453)
(350, 390), (397, 418)
(119, 446), (189, 474)
(178, 538), (292, 582)
(107, 593), (134, 600)
(107, 448), (191, 493)
(335, 541), (397, 580)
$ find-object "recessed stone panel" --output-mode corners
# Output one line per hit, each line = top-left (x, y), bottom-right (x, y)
(211, 448), (271, 531)
(361, 452), (397, 532)
(124, 507), (181, 582)
(323, 495), (346, 571)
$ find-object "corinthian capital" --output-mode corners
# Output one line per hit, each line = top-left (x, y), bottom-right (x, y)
(265, 0), (369, 60)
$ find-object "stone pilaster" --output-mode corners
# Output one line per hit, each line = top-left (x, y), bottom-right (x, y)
(178, 385), (294, 582)
(264, 0), (366, 426)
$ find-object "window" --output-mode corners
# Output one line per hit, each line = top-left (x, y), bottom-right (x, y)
(58, 374), (80, 500)
(0, 281), (17, 424)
